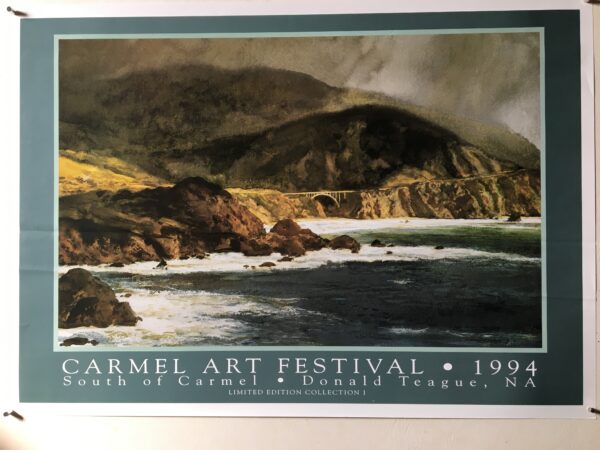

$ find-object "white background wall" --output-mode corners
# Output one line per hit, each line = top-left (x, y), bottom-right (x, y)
(0, 1), (599, 448)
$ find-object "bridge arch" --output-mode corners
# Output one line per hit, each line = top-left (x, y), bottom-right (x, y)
(312, 193), (340, 209)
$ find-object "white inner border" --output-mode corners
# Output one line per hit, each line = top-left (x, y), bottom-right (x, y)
(2, 0), (595, 419)
(52, 27), (548, 355)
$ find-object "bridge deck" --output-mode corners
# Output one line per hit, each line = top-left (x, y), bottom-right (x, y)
(281, 170), (527, 197)
(284, 190), (357, 196)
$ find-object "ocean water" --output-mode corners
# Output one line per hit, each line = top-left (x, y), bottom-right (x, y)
(58, 218), (542, 348)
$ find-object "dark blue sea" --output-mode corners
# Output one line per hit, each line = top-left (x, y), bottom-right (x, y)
(58, 218), (542, 348)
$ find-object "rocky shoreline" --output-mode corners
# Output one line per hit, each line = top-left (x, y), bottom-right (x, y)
(57, 173), (536, 333)
(59, 177), (360, 266)
(58, 178), (362, 333)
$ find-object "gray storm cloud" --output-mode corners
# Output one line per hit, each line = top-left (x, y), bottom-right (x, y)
(61, 33), (540, 146)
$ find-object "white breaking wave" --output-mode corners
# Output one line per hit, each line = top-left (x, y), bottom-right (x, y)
(57, 218), (540, 348)
(387, 327), (429, 335)
(295, 217), (541, 235)
(385, 327), (538, 344)
(58, 288), (311, 347)
(58, 244), (539, 276)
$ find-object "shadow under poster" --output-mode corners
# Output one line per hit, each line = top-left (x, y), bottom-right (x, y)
(17, 1), (596, 417)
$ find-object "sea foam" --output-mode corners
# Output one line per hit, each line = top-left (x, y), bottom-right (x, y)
(58, 243), (539, 277)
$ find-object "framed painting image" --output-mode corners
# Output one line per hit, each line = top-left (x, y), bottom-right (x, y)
(9, 0), (596, 417)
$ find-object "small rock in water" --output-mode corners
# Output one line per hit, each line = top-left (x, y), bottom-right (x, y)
(259, 262), (276, 268)
(386, 251), (393, 255)
(243, 265), (250, 268)
(507, 212), (522, 222)
(61, 337), (99, 347)
(123, 293), (132, 298)
(154, 258), (168, 269)
(434, 245), (444, 250)
(278, 256), (294, 262)
(109, 262), (124, 268)
(251, 266), (256, 270)
(329, 235), (361, 254)
(371, 239), (386, 247)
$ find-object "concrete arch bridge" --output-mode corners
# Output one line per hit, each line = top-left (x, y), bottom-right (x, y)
(282, 190), (357, 208)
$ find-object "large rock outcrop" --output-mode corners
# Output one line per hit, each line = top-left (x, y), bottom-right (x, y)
(59, 268), (139, 328)
(212, 218), (331, 258)
(59, 177), (265, 265)
(59, 178), (356, 265)
(259, 219), (329, 257)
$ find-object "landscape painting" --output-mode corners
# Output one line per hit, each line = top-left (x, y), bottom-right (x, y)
(57, 33), (542, 348)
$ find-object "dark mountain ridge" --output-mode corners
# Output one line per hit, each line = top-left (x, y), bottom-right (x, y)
(59, 64), (540, 185)
(143, 104), (519, 192)
(60, 63), (341, 152)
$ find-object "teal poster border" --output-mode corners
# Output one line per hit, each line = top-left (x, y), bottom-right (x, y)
(20, 10), (583, 405)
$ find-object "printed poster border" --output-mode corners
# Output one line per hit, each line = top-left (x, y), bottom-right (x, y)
(12, 2), (596, 418)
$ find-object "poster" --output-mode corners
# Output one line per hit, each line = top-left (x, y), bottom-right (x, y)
(14, 1), (595, 417)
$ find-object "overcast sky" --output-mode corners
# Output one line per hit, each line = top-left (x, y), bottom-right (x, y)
(61, 33), (540, 146)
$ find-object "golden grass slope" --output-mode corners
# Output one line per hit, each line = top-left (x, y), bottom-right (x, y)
(59, 149), (169, 196)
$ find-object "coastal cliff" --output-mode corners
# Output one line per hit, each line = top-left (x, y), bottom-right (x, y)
(346, 169), (540, 219)
(231, 169), (540, 221)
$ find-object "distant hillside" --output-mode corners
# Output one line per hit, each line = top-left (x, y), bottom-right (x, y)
(59, 149), (168, 195)
(59, 64), (539, 192)
(336, 89), (540, 170)
(60, 64), (341, 152)
(143, 105), (518, 192)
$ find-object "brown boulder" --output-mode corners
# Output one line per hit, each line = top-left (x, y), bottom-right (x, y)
(239, 238), (274, 257)
(60, 337), (99, 347)
(154, 258), (168, 269)
(259, 262), (276, 268)
(298, 229), (329, 252)
(260, 225), (330, 256)
(279, 237), (307, 257)
(59, 268), (140, 328)
(329, 235), (361, 253)
(270, 218), (303, 237)
(261, 233), (306, 257)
